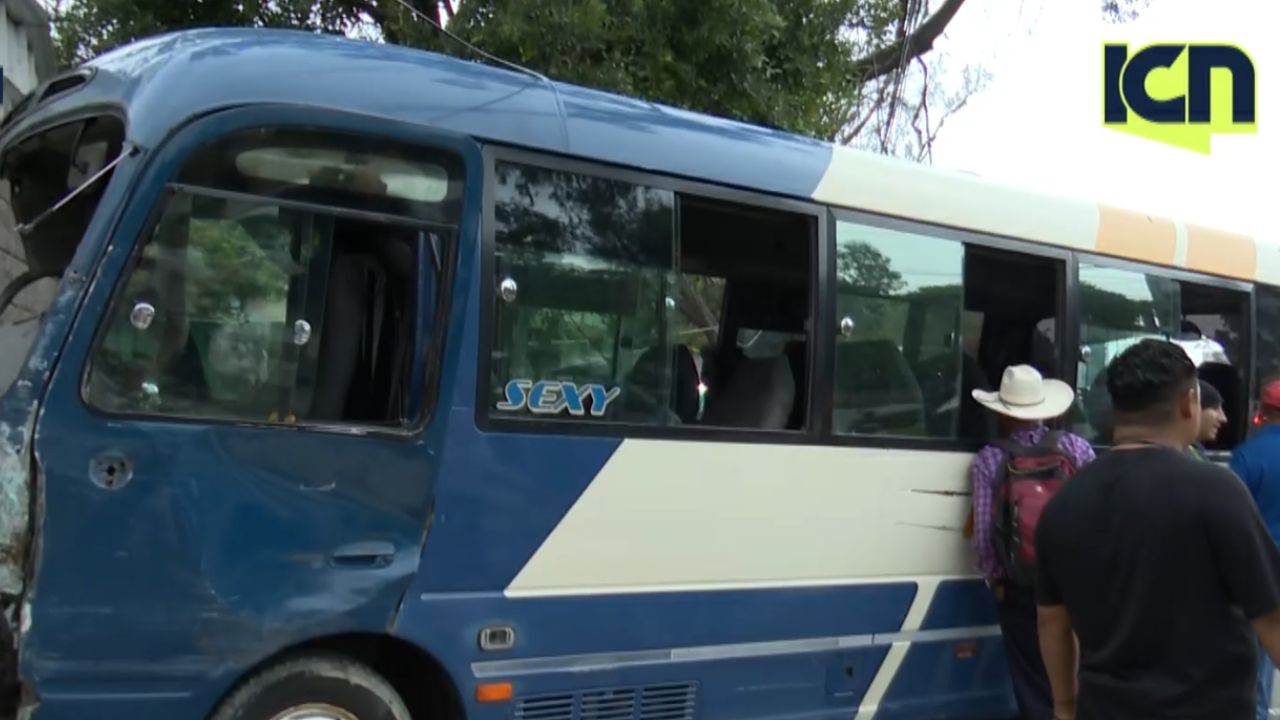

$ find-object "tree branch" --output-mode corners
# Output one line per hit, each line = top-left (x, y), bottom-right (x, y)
(838, 77), (890, 145)
(364, 0), (440, 45)
(911, 57), (930, 161)
(848, 0), (968, 85)
(877, 0), (914, 150)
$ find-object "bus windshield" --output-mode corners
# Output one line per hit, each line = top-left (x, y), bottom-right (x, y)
(0, 115), (127, 395)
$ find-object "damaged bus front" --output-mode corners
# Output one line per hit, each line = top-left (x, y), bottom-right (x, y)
(0, 89), (131, 712)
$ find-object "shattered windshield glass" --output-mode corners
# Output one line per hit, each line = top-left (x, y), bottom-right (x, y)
(0, 115), (127, 396)
(0, 179), (56, 394)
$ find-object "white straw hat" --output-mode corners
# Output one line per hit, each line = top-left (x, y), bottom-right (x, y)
(971, 365), (1075, 421)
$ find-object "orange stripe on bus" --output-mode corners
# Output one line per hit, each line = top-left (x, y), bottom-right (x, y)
(1095, 205), (1177, 266)
(1184, 224), (1256, 280)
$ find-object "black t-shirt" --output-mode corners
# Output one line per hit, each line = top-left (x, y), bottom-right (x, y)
(1036, 445), (1280, 720)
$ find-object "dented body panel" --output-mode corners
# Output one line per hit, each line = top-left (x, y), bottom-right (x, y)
(8, 98), (483, 716)
(0, 131), (147, 718)
(0, 30), (496, 718)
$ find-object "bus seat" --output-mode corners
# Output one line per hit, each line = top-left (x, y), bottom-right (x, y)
(958, 354), (996, 441)
(672, 345), (701, 424)
(617, 345), (699, 424)
(832, 339), (924, 435)
(784, 341), (808, 429)
(701, 354), (795, 430)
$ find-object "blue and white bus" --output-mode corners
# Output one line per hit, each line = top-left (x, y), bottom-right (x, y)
(0, 27), (1276, 720)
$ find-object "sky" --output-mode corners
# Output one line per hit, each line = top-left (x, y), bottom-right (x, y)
(929, 0), (1275, 244)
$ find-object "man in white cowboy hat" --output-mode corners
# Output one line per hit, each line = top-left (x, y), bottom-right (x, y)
(969, 364), (1095, 720)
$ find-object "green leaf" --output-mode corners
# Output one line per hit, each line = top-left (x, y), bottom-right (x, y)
(53, 0), (959, 142)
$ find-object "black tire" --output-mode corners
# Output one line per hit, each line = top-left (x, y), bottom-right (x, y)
(210, 654), (412, 720)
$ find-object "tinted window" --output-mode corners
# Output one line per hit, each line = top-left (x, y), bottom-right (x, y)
(1075, 263), (1249, 449)
(488, 161), (815, 431)
(179, 127), (463, 225)
(832, 220), (1064, 441)
(85, 130), (461, 427)
(834, 222), (963, 438)
(489, 163), (676, 423)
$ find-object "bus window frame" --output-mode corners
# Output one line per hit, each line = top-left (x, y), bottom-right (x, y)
(69, 107), (480, 442)
(476, 144), (829, 445)
(1253, 281), (1280, 389)
(474, 149), (1262, 458)
(1071, 250), (1256, 455)
(824, 205), (1075, 454)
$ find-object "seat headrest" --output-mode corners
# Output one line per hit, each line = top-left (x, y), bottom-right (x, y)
(620, 345), (701, 425)
(702, 354), (795, 430)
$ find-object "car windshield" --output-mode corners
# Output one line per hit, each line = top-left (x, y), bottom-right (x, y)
(1, 116), (127, 396)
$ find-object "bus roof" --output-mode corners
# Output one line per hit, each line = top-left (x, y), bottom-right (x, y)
(10, 27), (1274, 286)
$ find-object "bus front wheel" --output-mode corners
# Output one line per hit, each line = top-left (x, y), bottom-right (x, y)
(211, 654), (412, 720)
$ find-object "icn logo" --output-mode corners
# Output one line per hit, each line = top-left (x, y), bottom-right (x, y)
(1102, 43), (1257, 154)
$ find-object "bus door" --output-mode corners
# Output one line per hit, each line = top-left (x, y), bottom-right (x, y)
(20, 107), (477, 716)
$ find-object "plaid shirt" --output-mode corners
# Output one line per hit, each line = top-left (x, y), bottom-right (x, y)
(971, 425), (1096, 581)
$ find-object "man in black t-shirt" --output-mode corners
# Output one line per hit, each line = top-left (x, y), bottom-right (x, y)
(1035, 339), (1280, 720)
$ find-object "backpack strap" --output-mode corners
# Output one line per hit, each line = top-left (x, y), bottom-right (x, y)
(992, 430), (1075, 465)
(991, 438), (1017, 453)
(992, 437), (1036, 459)
(1038, 429), (1065, 451)
(1037, 429), (1080, 471)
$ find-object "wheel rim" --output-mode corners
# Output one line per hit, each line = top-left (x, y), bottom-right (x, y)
(269, 704), (361, 720)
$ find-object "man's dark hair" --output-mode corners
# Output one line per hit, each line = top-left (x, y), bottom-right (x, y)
(1106, 339), (1198, 421)
(1199, 380), (1223, 410)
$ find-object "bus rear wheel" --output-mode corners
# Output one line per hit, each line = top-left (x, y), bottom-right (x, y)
(212, 655), (412, 720)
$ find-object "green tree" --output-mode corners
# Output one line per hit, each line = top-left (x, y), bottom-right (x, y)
(835, 241), (909, 341)
(836, 241), (907, 296)
(185, 217), (291, 321)
(1079, 283), (1162, 337)
(50, 0), (969, 143)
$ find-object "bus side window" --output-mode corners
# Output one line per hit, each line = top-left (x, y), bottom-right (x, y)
(832, 219), (1065, 443)
(833, 221), (963, 439)
(488, 162), (679, 425)
(960, 246), (1064, 443)
(1075, 263), (1250, 450)
(84, 128), (462, 428)
(487, 161), (815, 431)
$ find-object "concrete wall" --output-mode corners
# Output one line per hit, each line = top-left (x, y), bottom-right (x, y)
(0, 0), (58, 325)
(0, 0), (55, 115)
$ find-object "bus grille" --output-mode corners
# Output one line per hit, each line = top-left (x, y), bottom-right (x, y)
(513, 682), (698, 720)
